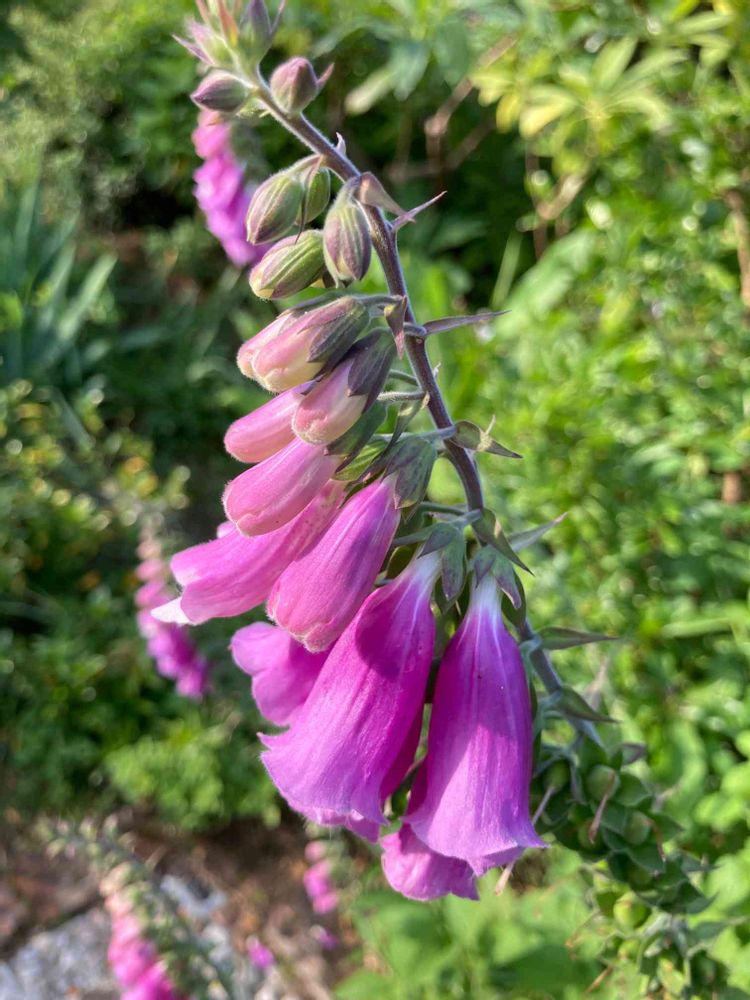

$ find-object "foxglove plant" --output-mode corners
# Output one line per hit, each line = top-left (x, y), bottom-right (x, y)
(167, 1), (720, 937)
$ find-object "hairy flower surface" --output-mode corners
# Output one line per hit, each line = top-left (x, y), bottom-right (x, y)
(404, 576), (545, 866)
(223, 435), (340, 536)
(262, 554), (439, 826)
(267, 478), (401, 651)
(155, 482), (344, 625)
(231, 622), (328, 725)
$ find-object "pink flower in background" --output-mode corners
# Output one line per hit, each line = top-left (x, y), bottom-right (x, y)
(135, 533), (211, 699)
(247, 937), (275, 970)
(192, 109), (264, 268)
(104, 891), (187, 1000)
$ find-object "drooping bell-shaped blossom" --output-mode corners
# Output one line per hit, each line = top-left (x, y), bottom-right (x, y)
(267, 477), (400, 651)
(262, 553), (439, 830)
(192, 109), (263, 268)
(303, 859), (339, 914)
(230, 622), (328, 726)
(404, 575), (545, 869)
(134, 535), (211, 699)
(223, 435), (340, 536)
(380, 824), (480, 902)
(154, 482), (344, 626)
(224, 385), (305, 463)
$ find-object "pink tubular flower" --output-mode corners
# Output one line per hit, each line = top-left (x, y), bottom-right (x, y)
(105, 893), (185, 1000)
(267, 478), (400, 651)
(380, 825), (480, 902)
(404, 575), (545, 869)
(292, 357), (365, 445)
(262, 553), (439, 828)
(230, 622), (328, 726)
(223, 436), (340, 536)
(154, 482), (344, 626)
(192, 109), (263, 268)
(224, 386), (304, 463)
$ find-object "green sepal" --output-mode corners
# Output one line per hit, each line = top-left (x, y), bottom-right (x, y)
(539, 626), (618, 650)
(509, 512), (568, 552)
(333, 438), (388, 482)
(383, 437), (437, 509)
(452, 419), (521, 459)
(473, 508), (531, 573)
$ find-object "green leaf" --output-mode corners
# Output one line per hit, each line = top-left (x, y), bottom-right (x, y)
(555, 686), (616, 724)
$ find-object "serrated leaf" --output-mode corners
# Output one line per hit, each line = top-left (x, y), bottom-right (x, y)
(509, 512), (568, 552)
(539, 626), (617, 650)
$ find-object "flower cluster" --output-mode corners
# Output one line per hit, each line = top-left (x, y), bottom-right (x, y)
(135, 532), (211, 699)
(167, 0), (545, 901)
(105, 888), (189, 1000)
(303, 840), (339, 916)
(193, 109), (264, 268)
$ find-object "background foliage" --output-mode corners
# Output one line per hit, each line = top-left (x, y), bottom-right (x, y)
(1, 0), (748, 996)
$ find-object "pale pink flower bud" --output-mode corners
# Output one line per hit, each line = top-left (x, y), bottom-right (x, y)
(224, 386), (304, 462)
(237, 297), (369, 392)
(223, 436), (340, 535)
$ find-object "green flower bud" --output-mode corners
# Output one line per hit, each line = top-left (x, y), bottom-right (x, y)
(585, 764), (619, 800)
(270, 57), (321, 114)
(298, 168), (331, 224)
(191, 71), (248, 113)
(613, 896), (650, 929)
(623, 810), (651, 846)
(238, 0), (273, 63)
(323, 181), (372, 285)
(248, 230), (326, 299)
(246, 170), (305, 244)
(542, 760), (570, 793)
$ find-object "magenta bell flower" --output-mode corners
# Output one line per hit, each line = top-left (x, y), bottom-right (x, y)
(404, 575), (545, 868)
(267, 478), (400, 651)
(223, 435), (340, 536)
(224, 386), (304, 463)
(230, 622), (328, 726)
(154, 482), (344, 626)
(380, 824), (480, 902)
(262, 553), (439, 829)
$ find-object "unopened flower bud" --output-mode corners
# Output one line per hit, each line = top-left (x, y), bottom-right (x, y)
(191, 71), (248, 113)
(270, 57), (320, 114)
(293, 331), (393, 444)
(238, 0), (273, 63)
(298, 168), (331, 224)
(246, 170), (305, 244)
(323, 182), (372, 285)
(249, 230), (326, 299)
(238, 296), (370, 391)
